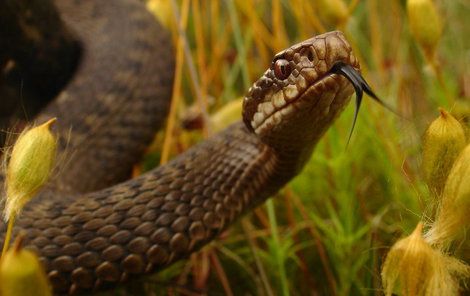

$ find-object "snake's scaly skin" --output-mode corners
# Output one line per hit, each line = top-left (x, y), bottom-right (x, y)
(1, 1), (359, 294)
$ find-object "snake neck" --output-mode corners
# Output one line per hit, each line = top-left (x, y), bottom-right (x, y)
(261, 140), (314, 188)
(255, 83), (354, 179)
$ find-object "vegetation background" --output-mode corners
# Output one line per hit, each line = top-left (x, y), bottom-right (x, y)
(123, 0), (468, 295)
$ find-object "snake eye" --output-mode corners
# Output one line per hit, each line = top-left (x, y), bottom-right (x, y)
(273, 59), (291, 80)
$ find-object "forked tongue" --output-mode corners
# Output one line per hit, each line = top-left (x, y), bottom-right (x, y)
(329, 62), (398, 146)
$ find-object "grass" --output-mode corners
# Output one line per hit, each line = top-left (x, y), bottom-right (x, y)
(137, 0), (470, 295)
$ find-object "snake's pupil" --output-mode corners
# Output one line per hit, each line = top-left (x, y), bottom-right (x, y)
(274, 59), (291, 80)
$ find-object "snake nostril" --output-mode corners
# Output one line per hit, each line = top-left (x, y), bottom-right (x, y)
(307, 48), (315, 62)
(300, 47), (315, 63)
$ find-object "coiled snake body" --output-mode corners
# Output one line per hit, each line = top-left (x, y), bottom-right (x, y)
(1, 0), (361, 294)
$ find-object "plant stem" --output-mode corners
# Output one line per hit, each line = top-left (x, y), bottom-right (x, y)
(225, 0), (250, 89)
(160, 0), (189, 165)
(1, 215), (15, 258)
(428, 56), (453, 104)
(241, 219), (275, 296)
(266, 200), (290, 296)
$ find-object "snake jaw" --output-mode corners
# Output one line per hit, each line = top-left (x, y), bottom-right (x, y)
(251, 73), (350, 135)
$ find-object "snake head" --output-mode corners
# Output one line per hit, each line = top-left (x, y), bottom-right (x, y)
(242, 31), (359, 151)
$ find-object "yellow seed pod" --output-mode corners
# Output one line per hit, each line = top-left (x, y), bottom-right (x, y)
(147, 0), (173, 30)
(211, 98), (243, 133)
(317, 0), (349, 27)
(382, 223), (470, 296)
(382, 223), (435, 296)
(422, 109), (466, 197)
(407, 0), (443, 57)
(426, 144), (470, 248)
(0, 237), (51, 296)
(4, 118), (57, 221)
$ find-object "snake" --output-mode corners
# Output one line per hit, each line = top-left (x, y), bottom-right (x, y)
(0, 0), (384, 294)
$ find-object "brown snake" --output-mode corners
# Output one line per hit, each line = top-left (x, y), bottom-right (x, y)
(0, 0), (373, 294)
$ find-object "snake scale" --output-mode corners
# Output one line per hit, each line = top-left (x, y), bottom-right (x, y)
(0, 0), (365, 294)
